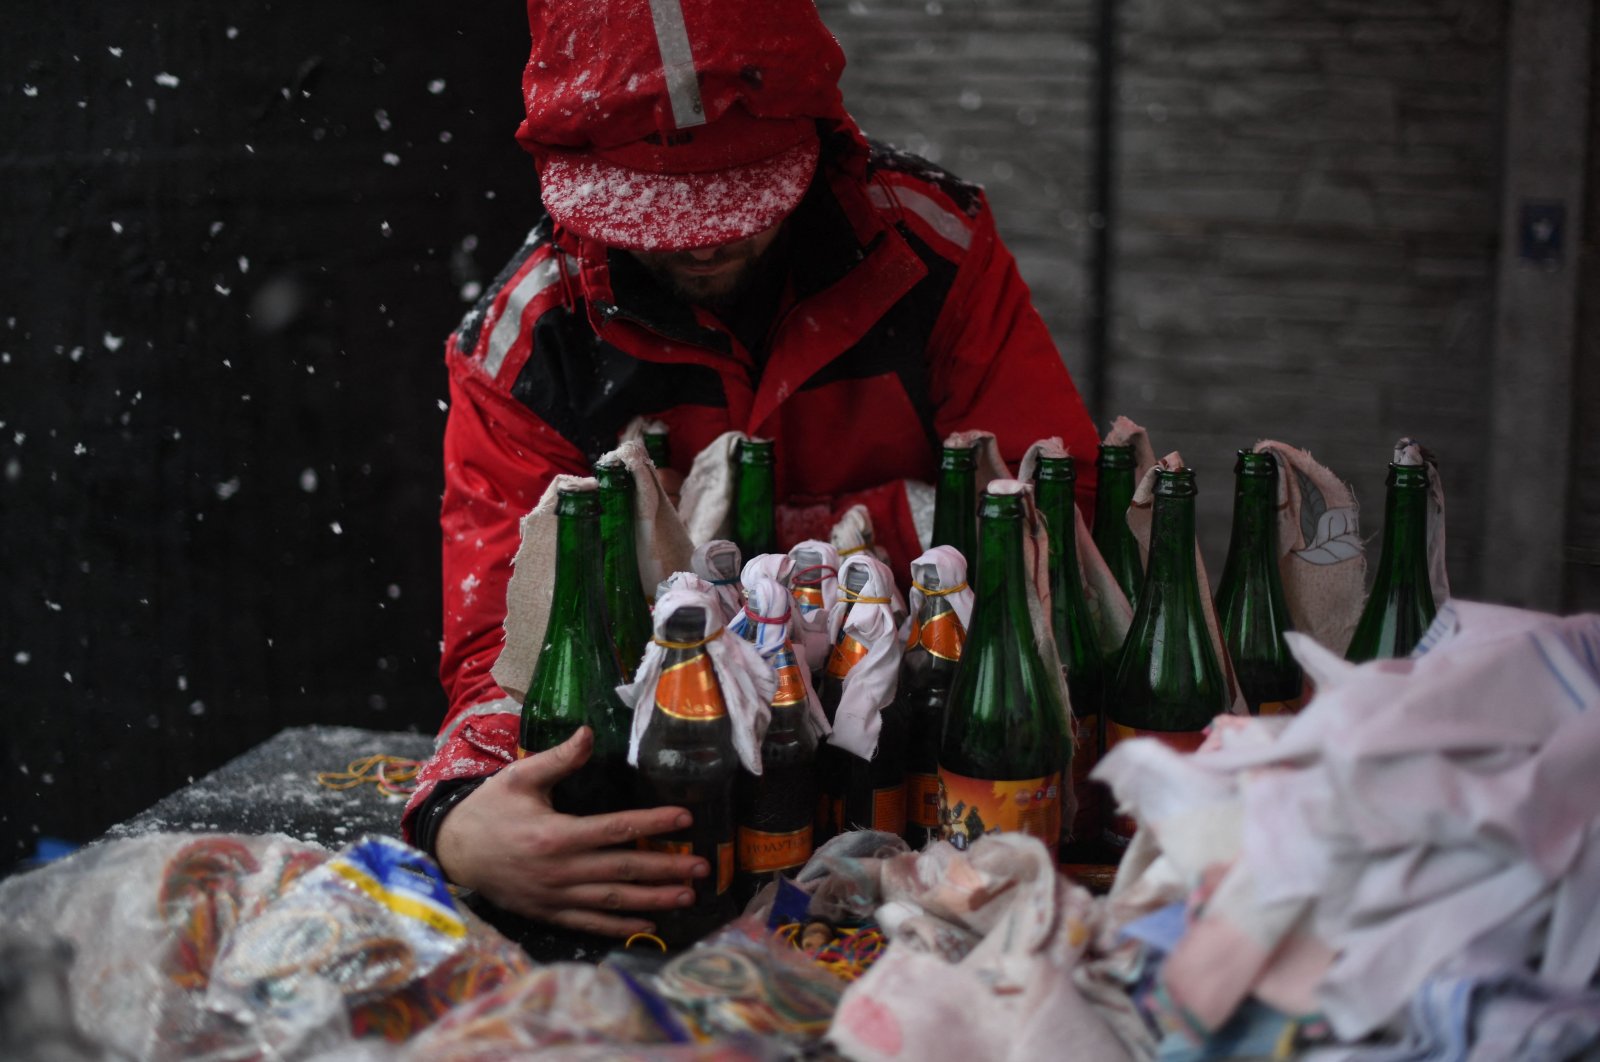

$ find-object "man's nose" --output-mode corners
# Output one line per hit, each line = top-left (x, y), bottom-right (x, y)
(686, 246), (720, 262)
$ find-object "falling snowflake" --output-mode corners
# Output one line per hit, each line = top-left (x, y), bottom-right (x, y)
(155, 72), (180, 88)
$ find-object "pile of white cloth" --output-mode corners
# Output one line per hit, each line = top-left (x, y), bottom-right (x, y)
(1094, 599), (1600, 1060)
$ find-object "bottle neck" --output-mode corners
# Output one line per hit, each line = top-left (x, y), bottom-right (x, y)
(550, 497), (609, 636)
(644, 432), (671, 468)
(1145, 479), (1201, 590)
(1374, 465), (1431, 585)
(1093, 460), (1135, 533)
(969, 499), (1032, 649)
(733, 444), (776, 556)
(932, 448), (978, 557)
(1035, 471), (1080, 586)
(598, 471), (643, 583)
(1221, 466), (1278, 576)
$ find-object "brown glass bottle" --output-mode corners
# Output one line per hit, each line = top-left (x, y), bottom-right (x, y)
(819, 564), (907, 839)
(733, 629), (817, 903)
(634, 606), (738, 946)
(900, 559), (966, 849)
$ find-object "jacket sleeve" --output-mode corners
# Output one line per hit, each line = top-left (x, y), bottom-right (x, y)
(925, 197), (1101, 516)
(402, 336), (590, 844)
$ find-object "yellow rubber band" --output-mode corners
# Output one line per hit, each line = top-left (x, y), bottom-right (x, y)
(651, 627), (726, 651)
(912, 580), (969, 598)
(836, 543), (870, 556)
(314, 754), (421, 795)
(625, 932), (668, 952)
(839, 591), (891, 604)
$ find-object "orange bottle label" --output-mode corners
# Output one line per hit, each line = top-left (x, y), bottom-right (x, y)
(793, 585), (825, 614)
(1102, 723), (1206, 846)
(772, 645), (807, 707)
(825, 635), (870, 680)
(937, 770), (1062, 860)
(872, 784), (907, 836)
(918, 609), (965, 662)
(905, 772), (941, 829)
(717, 841), (734, 895)
(737, 825), (813, 874)
(655, 654), (728, 721)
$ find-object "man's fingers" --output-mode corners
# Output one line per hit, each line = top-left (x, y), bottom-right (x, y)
(503, 726), (593, 794)
(544, 908), (659, 939)
(559, 805), (694, 850)
(541, 848), (709, 886)
(556, 882), (697, 913)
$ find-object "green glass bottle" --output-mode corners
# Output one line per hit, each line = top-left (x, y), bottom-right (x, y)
(643, 425), (671, 471)
(596, 459), (652, 681)
(519, 487), (632, 817)
(1345, 461), (1437, 662)
(1215, 451), (1304, 714)
(635, 605), (738, 946)
(1093, 444), (1143, 612)
(732, 438), (777, 559)
(937, 482), (1071, 860)
(931, 442), (979, 583)
(1033, 454), (1107, 848)
(900, 557), (966, 849)
(1105, 466), (1227, 848)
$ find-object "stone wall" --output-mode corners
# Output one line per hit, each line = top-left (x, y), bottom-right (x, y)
(826, 0), (1508, 585)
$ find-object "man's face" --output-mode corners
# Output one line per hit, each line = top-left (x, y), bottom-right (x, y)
(628, 222), (784, 306)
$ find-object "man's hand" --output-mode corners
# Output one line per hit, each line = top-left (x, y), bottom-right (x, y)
(434, 726), (707, 937)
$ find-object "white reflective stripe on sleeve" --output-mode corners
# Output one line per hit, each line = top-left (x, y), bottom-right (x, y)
(436, 695), (520, 750)
(482, 255), (573, 380)
(647, 0), (705, 129)
(868, 184), (974, 251)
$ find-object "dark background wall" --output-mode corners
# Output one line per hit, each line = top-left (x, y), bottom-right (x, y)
(0, 3), (541, 868)
(3, 1), (1595, 869)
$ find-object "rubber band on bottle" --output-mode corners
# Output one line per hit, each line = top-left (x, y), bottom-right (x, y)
(651, 628), (726, 651)
(743, 604), (792, 624)
(911, 581), (969, 598)
(792, 564), (837, 585)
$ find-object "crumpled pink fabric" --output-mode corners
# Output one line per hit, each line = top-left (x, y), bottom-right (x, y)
(829, 834), (1142, 1062)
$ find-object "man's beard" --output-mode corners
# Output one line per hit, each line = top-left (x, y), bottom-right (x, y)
(641, 254), (762, 311)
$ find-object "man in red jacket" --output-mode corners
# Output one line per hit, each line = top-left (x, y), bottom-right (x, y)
(405, 0), (1101, 943)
